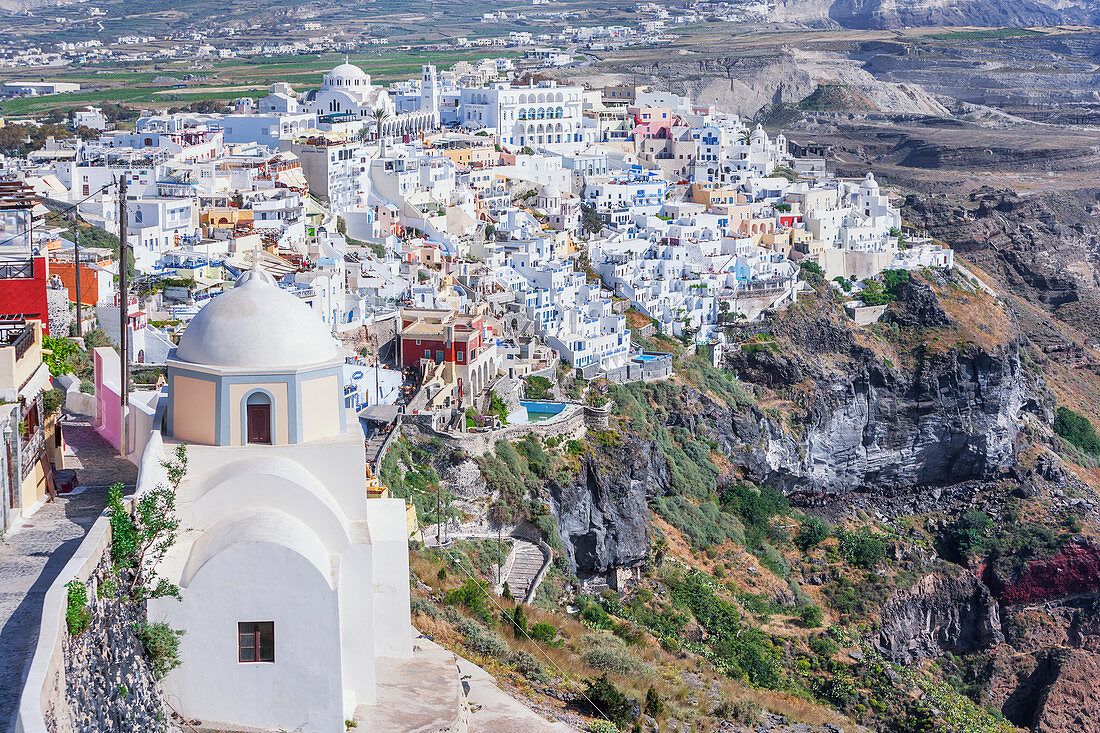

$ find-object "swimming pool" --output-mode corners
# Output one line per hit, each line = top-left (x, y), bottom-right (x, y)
(632, 353), (663, 362)
(508, 401), (567, 424)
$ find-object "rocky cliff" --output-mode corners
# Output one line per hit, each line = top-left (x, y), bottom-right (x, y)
(875, 570), (1003, 664)
(769, 0), (1085, 29)
(549, 439), (661, 577)
(710, 278), (1027, 498)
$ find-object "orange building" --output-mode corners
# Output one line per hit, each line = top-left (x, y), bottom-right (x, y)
(49, 256), (113, 307)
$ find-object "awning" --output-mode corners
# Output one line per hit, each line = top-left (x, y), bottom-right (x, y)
(276, 168), (309, 189)
(18, 363), (52, 401)
(359, 404), (400, 424)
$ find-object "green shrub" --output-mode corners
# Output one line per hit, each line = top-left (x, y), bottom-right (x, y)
(456, 618), (509, 657)
(1054, 406), (1100, 454)
(580, 634), (653, 678)
(410, 597), (442, 619)
(712, 697), (761, 724)
(837, 527), (887, 569)
(810, 634), (839, 658)
(720, 483), (788, 548)
(579, 675), (636, 727)
(508, 649), (549, 683)
(531, 621), (559, 645)
(644, 687), (664, 718)
(953, 510), (994, 557)
(586, 720), (620, 733)
(798, 605), (824, 628)
(524, 375), (553, 400)
(65, 580), (91, 636)
(444, 578), (493, 624)
(795, 516), (832, 550)
(134, 622), (184, 679)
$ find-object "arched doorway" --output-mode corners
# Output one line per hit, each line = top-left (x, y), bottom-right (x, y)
(245, 392), (272, 444)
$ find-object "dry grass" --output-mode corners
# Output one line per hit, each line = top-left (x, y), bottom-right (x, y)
(409, 540), (855, 731)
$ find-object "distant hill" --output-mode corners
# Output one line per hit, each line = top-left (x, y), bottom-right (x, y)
(770, 0), (1094, 28)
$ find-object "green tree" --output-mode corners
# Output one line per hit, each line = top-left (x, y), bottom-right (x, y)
(580, 203), (603, 236)
(794, 516), (832, 551)
(1054, 406), (1100, 454)
(954, 510), (994, 557)
(580, 676), (636, 727)
(799, 261), (824, 286)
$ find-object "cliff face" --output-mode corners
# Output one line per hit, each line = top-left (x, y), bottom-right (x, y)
(549, 439), (662, 576)
(713, 281), (1026, 498)
(905, 188), (1100, 343)
(875, 571), (1004, 664)
(769, 0), (1083, 28)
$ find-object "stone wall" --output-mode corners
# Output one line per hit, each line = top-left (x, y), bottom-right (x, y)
(56, 554), (171, 733)
(402, 404), (586, 457)
(47, 289), (71, 338)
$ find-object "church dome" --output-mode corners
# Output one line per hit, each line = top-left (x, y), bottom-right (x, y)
(176, 270), (338, 370)
(325, 62), (371, 88)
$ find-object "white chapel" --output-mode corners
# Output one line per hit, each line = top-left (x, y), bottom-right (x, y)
(147, 265), (412, 732)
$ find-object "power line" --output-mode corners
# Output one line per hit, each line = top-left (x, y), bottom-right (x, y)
(436, 545), (615, 727)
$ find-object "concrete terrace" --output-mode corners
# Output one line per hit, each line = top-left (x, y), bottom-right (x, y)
(0, 414), (136, 733)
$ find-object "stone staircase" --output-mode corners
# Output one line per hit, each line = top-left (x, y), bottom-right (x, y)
(504, 540), (546, 603)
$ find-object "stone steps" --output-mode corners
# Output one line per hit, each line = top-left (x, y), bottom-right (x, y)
(505, 541), (546, 601)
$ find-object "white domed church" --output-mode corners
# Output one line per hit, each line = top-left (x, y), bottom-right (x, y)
(304, 61), (395, 120)
(148, 265), (412, 732)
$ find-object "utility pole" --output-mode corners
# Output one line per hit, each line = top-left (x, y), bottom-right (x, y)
(117, 175), (129, 459)
(72, 209), (82, 337)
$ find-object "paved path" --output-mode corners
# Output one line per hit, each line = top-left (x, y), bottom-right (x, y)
(0, 415), (136, 733)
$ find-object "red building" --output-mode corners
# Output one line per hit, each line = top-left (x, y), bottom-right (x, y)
(0, 182), (51, 334)
(396, 308), (499, 397)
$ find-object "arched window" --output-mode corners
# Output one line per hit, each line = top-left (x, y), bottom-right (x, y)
(245, 391), (272, 445)
(555, 107), (563, 118)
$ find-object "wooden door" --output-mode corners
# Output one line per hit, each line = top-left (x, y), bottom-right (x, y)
(246, 403), (271, 444)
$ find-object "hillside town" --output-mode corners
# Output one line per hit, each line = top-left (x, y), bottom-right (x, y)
(0, 56), (961, 733)
(0, 58), (951, 410)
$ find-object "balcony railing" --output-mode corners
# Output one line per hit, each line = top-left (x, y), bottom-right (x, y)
(0, 258), (34, 279)
(12, 327), (34, 360)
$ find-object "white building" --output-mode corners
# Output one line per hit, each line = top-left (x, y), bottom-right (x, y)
(150, 266), (412, 732)
(458, 80), (585, 147)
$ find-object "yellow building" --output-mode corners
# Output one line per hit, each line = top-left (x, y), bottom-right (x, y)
(0, 319), (53, 525)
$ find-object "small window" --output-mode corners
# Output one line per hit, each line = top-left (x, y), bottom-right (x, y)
(239, 621), (274, 663)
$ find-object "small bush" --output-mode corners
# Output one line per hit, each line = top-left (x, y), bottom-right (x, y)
(444, 578), (493, 624)
(810, 634), (839, 658)
(508, 649), (549, 683)
(837, 527), (887, 569)
(134, 622), (184, 679)
(410, 597), (442, 619)
(579, 675), (636, 728)
(798, 605), (824, 628)
(795, 516), (832, 550)
(531, 621), (559, 645)
(65, 580), (91, 636)
(713, 697), (761, 724)
(1054, 406), (1100, 454)
(456, 618), (509, 658)
(645, 687), (665, 718)
(586, 720), (619, 733)
(581, 634), (653, 678)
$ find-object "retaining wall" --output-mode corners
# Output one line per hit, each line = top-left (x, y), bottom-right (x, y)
(17, 431), (169, 733)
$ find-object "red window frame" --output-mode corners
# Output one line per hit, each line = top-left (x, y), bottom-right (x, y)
(238, 621), (275, 663)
